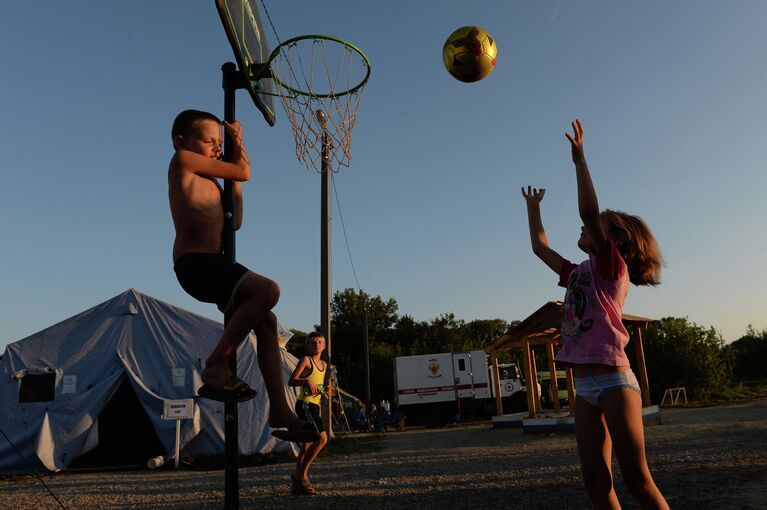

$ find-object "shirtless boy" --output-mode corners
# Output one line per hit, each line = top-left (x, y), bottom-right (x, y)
(168, 109), (317, 442)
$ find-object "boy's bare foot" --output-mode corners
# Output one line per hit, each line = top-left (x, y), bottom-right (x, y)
(201, 364), (232, 386)
(268, 409), (301, 430)
(199, 365), (256, 402)
(271, 417), (320, 443)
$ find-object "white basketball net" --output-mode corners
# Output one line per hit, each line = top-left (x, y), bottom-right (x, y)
(269, 36), (369, 173)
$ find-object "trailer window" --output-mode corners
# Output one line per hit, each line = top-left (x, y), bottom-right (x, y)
(500, 366), (520, 380)
(458, 359), (466, 371)
(18, 372), (56, 403)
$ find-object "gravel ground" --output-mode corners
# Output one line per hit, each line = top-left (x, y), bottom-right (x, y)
(2, 399), (766, 510)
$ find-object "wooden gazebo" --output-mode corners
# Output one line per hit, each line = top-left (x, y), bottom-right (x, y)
(485, 301), (653, 418)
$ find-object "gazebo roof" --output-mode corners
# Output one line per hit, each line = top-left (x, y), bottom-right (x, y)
(485, 301), (653, 354)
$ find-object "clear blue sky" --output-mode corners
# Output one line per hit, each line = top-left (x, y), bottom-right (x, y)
(2, 1), (765, 351)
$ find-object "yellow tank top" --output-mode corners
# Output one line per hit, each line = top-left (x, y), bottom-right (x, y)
(298, 356), (326, 405)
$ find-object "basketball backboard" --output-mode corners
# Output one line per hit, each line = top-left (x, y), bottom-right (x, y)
(215, 0), (276, 126)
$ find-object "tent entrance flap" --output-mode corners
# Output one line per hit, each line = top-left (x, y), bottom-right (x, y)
(70, 377), (165, 468)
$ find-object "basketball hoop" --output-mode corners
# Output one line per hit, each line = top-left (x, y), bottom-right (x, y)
(264, 35), (371, 173)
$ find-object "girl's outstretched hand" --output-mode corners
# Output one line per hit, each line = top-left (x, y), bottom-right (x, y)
(565, 119), (585, 163)
(521, 185), (545, 205)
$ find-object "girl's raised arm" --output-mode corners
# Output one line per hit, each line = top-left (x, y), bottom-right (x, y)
(566, 120), (609, 253)
(522, 186), (566, 274)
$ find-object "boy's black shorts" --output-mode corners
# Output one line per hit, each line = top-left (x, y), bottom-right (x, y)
(295, 400), (324, 434)
(174, 252), (249, 311)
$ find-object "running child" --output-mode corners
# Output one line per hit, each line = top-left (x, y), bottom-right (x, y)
(287, 331), (332, 495)
(168, 109), (317, 443)
(522, 119), (668, 509)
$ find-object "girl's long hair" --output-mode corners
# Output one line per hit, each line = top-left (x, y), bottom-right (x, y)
(601, 209), (663, 286)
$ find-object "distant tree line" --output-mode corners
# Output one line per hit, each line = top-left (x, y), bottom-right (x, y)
(286, 288), (767, 405)
(630, 319), (766, 401)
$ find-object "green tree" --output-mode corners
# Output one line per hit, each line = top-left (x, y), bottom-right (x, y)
(461, 319), (509, 351)
(329, 288), (399, 402)
(486, 320), (522, 365)
(388, 314), (430, 356)
(422, 313), (465, 353)
(368, 342), (404, 403)
(639, 317), (727, 400)
(724, 325), (767, 382)
(285, 328), (309, 359)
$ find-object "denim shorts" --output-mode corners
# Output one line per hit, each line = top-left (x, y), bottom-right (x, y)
(574, 368), (641, 409)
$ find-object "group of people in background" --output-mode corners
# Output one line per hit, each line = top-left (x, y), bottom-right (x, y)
(353, 402), (405, 433)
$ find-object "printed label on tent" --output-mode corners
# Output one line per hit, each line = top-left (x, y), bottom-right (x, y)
(163, 399), (194, 420)
(172, 368), (185, 387)
(61, 375), (77, 394)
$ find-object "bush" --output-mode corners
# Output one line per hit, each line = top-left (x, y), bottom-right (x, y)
(639, 317), (727, 401)
(724, 326), (767, 382)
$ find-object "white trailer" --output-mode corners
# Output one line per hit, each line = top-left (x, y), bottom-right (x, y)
(394, 350), (529, 426)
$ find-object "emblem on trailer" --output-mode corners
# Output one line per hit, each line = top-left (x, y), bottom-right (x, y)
(427, 359), (441, 378)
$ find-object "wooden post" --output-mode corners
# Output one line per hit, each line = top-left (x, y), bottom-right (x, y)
(361, 292), (371, 412)
(530, 347), (540, 416)
(565, 367), (576, 416)
(545, 340), (560, 412)
(320, 132), (333, 435)
(490, 352), (503, 416)
(632, 324), (651, 407)
(522, 337), (535, 418)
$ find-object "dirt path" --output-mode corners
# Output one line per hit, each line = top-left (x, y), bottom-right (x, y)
(2, 400), (766, 509)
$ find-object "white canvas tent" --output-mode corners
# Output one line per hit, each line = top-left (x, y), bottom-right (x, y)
(0, 289), (300, 472)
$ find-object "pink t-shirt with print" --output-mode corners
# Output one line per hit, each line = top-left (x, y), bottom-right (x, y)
(555, 241), (630, 367)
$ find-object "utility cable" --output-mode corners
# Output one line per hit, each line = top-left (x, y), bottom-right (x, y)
(259, 0), (282, 45)
(0, 425), (68, 510)
(331, 173), (362, 290)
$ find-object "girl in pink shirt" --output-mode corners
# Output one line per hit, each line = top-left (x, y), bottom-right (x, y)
(522, 120), (668, 509)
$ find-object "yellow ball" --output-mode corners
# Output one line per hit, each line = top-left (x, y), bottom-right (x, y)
(443, 26), (498, 83)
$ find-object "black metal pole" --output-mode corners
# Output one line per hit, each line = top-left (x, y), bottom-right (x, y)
(221, 61), (239, 510)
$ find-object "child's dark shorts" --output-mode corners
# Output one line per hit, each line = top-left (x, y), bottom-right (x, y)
(295, 400), (324, 434)
(174, 252), (250, 312)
